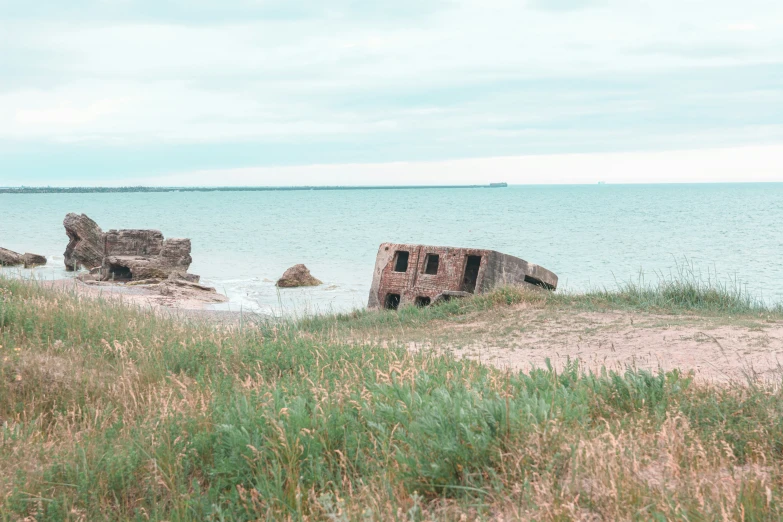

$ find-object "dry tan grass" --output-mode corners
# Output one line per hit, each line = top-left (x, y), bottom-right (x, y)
(3, 278), (783, 520)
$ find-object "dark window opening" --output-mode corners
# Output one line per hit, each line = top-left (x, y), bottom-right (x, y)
(433, 293), (456, 305)
(415, 296), (431, 307)
(384, 293), (401, 310)
(524, 275), (555, 290)
(423, 254), (440, 275)
(461, 255), (482, 293)
(109, 263), (133, 281)
(393, 251), (409, 272)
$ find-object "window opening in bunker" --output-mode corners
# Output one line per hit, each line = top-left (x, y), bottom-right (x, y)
(461, 255), (482, 293)
(393, 251), (409, 272)
(109, 263), (133, 281)
(524, 275), (555, 290)
(423, 254), (440, 275)
(415, 296), (431, 307)
(384, 293), (401, 310)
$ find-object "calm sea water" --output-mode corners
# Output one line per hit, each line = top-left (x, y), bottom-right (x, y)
(1, 184), (782, 313)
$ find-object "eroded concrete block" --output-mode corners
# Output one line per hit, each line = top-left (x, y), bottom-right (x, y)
(368, 243), (558, 310)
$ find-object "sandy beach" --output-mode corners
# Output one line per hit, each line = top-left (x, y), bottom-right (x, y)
(399, 305), (783, 384)
(37, 278), (247, 324)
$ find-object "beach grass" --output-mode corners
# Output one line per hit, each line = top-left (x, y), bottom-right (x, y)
(288, 265), (783, 340)
(2, 276), (783, 520)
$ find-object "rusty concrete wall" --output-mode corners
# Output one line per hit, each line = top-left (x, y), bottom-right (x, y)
(368, 243), (491, 309)
(368, 242), (558, 310)
(367, 245), (396, 310)
(479, 252), (558, 292)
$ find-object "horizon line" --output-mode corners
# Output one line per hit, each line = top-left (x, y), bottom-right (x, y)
(3, 181), (783, 194)
(0, 183), (507, 194)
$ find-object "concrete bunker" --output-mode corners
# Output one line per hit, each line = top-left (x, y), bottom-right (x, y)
(368, 242), (558, 310)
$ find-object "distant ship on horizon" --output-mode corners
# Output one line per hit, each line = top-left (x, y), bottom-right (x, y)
(489, 182), (508, 188)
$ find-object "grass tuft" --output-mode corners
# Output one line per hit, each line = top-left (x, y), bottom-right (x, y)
(572, 262), (781, 315)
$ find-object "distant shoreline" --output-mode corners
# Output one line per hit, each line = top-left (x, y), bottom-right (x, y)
(0, 183), (507, 194)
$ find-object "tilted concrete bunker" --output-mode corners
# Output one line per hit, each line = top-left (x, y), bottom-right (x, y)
(368, 242), (558, 310)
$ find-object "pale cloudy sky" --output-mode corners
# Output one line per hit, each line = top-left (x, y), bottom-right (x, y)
(1, 0), (782, 186)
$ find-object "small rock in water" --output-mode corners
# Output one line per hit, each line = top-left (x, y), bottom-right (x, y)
(0, 247), (23, 266)
(23, 253), (47, 268)
(276, 264), (323, 288)
(1, 249), (48, 268)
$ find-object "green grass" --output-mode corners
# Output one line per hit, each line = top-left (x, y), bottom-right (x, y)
(567, 263), (783, 315)
(284, 266), (782, 341)
(2, 277), (783, 520)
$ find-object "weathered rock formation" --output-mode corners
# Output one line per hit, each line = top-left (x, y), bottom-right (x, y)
(0, 248), (47, 268)
(80, 274), (228, 306)
(103, 229), (194, 281)
(0, 247), (23, 266)
(276, 264), (322, 288)
(23, 253), (47, 268)
(156, 276), (227, 304)
(64, 213), (105, 271)
(63, 213), (199, 283)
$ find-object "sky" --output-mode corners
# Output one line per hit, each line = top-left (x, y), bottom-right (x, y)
(1, 0), (783, 186)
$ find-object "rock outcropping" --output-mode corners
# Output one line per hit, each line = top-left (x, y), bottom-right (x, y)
(276, 264), (322, 288)
(1, 248), (47, 268)
(23, 253), (47, 268)
(103, 229), (194, 281)
(64, 213), (105, 271)
(63, 213), (199, 283)
(0, 248), (23, 266)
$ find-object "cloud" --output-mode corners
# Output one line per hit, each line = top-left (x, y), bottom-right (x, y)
(15, 98), (129, 126)
(631, 42), (749, 59)
(2, 0), (783, 184)
(1, 0), (454, 24)
(114, 144), (783, 187)
(526, 0), (605, 12)
(727, 23), (759, 32)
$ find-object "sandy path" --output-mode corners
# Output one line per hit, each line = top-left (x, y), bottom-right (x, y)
(406, 307), (783, 383)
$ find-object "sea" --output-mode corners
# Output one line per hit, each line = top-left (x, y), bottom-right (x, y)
(1, 183), (782, 314)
